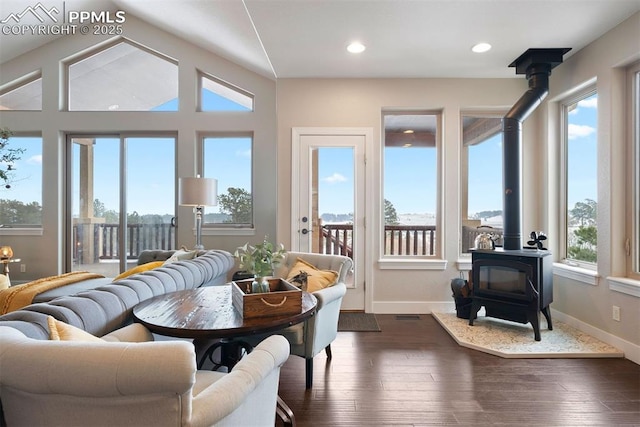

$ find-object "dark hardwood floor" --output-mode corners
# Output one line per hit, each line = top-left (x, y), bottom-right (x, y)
(276, 314), (640, 427)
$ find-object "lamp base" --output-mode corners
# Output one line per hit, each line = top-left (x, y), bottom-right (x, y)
(193, 244), (205, 250)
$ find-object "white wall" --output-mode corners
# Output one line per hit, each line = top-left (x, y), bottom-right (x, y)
(275, 13), (640, 362)
(0, 14), (277, 281)
(543, 12), (640, 361)
(276, 77), (538, 312)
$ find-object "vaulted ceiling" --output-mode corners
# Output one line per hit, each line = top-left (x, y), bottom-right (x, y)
(1, 0), (639, 80)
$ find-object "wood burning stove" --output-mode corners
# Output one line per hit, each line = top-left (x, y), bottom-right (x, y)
(469, 248), (553, 341)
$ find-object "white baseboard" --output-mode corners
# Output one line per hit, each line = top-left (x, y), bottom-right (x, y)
(551, 309), (640, 365)
(369, 301), (639, 365)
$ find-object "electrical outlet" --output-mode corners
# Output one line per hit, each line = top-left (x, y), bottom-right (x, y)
(612, 305), (620, 322)
(20, 264), (26, 273)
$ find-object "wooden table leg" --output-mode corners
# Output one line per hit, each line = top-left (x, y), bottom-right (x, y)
(276, 395), (296, 427)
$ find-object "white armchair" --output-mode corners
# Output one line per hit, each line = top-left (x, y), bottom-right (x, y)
(268, 251), (353, 389)
(0, 326), (290, 427)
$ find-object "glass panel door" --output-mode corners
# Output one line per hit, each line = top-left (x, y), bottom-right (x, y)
(69, 135), (176, 276)
(124, 136), (176, 271)
(294, 131), (365, 310)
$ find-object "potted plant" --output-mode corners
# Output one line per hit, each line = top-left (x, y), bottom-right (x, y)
(234, 236), (287, 293)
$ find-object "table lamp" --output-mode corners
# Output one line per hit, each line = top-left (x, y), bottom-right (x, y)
(179, 175), (218, 250)
(0, 246), (13, 259)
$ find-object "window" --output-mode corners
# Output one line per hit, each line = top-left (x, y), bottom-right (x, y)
(199, 72), (253, 111)
(382, 112), (440, 256)
(0, 72), (42, 111)
(460, 114), (504, 253)
(561, 91), (598, 267)
(629, 62), (640, 279)
(203, 135), (253, 227)
(0, 135), (42, 227)
(67, 40), (178, 111)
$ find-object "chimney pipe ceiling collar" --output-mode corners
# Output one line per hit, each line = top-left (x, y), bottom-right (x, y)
(509, 48), (572, 75)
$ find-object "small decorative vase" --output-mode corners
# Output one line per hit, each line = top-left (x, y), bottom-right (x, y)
(252, 276), (270, 293)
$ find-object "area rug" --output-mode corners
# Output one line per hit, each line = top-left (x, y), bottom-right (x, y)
(338, 312), (381, 332)
(432, 311), (623, 359)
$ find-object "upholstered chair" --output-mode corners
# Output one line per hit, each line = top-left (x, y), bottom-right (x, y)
(243, 251), (353, 389)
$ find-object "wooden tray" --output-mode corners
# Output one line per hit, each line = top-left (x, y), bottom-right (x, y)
(231, 278), (302, 319)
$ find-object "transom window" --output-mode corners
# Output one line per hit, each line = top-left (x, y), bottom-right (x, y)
(199, 72), (253, 112)
(67, 40), (178, 111)
(0, 72), (42, 111)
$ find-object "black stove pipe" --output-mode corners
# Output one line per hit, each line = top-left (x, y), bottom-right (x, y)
(502, 48), (571, 250)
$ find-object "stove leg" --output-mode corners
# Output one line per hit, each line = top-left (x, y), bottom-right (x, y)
(541, 306), (553, 330)
(468, 300), (481, 326)
(527, 311), (541, 341)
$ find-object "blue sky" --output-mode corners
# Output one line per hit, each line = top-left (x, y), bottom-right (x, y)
(4, 93), (597, 219)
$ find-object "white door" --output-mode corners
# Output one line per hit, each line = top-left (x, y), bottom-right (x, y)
(291, 128), (370, 311)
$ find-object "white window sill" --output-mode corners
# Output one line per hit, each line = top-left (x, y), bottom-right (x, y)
(378, 258), (448, 270)
(553, 262), (599, 286)
(0, 228), (43, 236)
(200, 227), (255, 236)
(607, 276), (640, 298)
(456, 258), (472, 271)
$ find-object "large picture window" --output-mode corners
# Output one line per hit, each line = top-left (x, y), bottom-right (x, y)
(561, 90), (598, 267)
(382, 112), (440, 257)
(0, 135), (42, 227)
(203, 135), (253, 227)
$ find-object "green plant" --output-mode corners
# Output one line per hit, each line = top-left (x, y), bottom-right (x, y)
(234, 236), (287, 278)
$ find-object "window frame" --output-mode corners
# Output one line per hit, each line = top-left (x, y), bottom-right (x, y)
(380, 109), (443, 261)
(64, 38), (179, 112)
(200, 132), (254, 230)
(0, 70), (42, 111)
(459, 111), (506, 256)
(627, 61), (640, 280)
(197, 70), (254, 112)
(0, 132), (43, 232)
(559, 87), (598, 270)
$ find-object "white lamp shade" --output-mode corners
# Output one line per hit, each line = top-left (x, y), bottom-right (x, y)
(179, 177), (218, 206)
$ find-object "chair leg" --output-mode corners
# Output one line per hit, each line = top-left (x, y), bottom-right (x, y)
(325, 344), (332, 360)
(305, 358), (313, 389)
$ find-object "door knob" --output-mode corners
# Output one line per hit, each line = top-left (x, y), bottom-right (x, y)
(301, 228), (310, 234)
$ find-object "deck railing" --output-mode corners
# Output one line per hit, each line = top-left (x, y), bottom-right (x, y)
(73, 223), (176, 262)
(73, 222), (503, 262)
(320, 223), (439, 257)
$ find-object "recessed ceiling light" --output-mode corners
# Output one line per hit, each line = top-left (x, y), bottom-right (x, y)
(347, 42), (366, 54)
(472, 42), (492, 53)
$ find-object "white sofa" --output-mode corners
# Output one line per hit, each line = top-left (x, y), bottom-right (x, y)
(0, 249), (291, 426)
(0, 325), (289, 427)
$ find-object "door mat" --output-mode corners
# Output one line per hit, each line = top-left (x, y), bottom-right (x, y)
(338, 312), (381, 332)
(432, 311), (624, 359)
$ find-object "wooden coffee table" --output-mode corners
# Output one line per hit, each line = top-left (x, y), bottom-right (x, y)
(132, 284), (317, 427)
